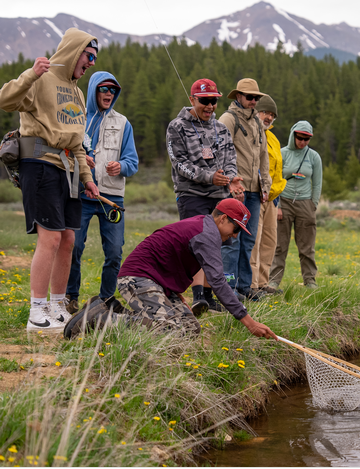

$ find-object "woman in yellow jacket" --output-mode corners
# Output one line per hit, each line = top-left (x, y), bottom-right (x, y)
(250, 95), (286, 293)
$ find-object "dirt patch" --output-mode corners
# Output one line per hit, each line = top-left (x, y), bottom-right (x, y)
(0, 255), (32, 270)
(0, 366), (74, 392)
(0, 343), (71, 392)
(329, 210), (360, 220)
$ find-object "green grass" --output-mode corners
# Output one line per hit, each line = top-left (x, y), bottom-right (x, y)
(0, 179), (22, 204)
(1, 209), (360, 465)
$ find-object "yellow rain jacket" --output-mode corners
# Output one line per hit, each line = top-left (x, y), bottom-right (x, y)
(266, 126), (287, 201)
(0, 28), (97, 186)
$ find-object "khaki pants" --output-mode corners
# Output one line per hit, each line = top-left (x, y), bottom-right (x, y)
(250, 201), (278, 289)
(269, 197), (317, 286)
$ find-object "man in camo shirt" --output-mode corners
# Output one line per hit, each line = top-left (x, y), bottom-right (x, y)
(166, 78), (244, 315)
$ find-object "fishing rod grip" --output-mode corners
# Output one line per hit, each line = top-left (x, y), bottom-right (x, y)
(97, 195), (125, 211)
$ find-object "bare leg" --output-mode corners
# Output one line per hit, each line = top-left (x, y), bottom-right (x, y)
(192, 269), (205, 287)
(50, 229), (75, 294)
(30, 226), (62, 298)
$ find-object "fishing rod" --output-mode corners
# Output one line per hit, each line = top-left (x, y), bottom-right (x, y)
(142, 2), (243, 200)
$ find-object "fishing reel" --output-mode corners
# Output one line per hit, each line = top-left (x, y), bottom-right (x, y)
(107, 207), (123, 224)
(97, 195), (125, 224)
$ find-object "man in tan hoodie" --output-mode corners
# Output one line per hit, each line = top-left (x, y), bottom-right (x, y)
(0, 28), (99, 333)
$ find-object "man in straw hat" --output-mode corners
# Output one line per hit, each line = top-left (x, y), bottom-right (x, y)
(250, 95), (287, 295)
(219, 78), (271, 301)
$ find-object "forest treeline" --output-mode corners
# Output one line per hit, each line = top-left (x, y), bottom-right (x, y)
(1, 39), (360, 200)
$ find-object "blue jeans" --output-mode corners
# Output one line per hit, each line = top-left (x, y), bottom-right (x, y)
(221, 192), (261, 293)
(67, 198), (124, 300)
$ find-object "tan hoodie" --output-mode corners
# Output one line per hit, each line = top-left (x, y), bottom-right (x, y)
(0, 28), (97, 186)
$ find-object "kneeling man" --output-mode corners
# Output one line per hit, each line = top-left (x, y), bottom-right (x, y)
(117, 199), (277, 339)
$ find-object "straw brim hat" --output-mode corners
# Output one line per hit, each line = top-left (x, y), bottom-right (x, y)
(227, 78), (266, 100)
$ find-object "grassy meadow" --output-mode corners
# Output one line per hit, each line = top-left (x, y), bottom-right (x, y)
(1, 200), (360, 466)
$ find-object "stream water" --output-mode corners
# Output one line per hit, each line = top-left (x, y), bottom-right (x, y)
(200, 358), (360, 467)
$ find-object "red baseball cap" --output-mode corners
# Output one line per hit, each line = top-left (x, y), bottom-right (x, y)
(216, 199), (251, 235)
(97, 80), (121, 89)
(191, 78), (222, 97)
(294, 130), (313, 136)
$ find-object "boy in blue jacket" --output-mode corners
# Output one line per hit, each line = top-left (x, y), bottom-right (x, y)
(66, 71), (139, 312)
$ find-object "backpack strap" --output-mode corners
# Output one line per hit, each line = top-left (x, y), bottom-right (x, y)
(254, 115), (263, 145)
(224, 110), (248, 137)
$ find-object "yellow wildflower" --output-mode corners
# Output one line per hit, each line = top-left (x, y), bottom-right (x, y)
(198, 373), (202, 376)
(53, 456), (67, 461)
(222, 347), (229, 351)
(138, 448), (143, 451)
(169, 420), (176, 425)
(0, 456), (5, 461)
(8, 457), (15, 462)
(274, 380), (278, 385)
(98, 352), (104, 357)
(8, 446), (17, 453)
(168, 428), (173, 431)
(236, 348), (243, 351)
(218, 363), (229, 368)
(153, 416), (160, 421)
(237, 360), (245, 364)
(121, 441), (126, 445)
(185, 362), (191, 366)
(97, 426), (107, 434)
(183, 354), (189, 357)
(193, 365), (199, 369)
(55, 361), (61, 367)
(238, 363), (245, 368)
(85, 389), (89, 393)
(144, 401), (150, 405)
(26, 456), (34, 460)
(114, 394), (120, 398)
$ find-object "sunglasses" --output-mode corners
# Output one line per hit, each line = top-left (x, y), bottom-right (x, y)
(195, 96), (219, 106)
(83, 51), (97, 63)
(227, 216), (241, 234)
(98, 86), (117, 94)
(295, 134), (311, 142)
(240, 92), (261, 102)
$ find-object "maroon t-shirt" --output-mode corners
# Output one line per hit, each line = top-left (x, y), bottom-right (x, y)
(119, 215), (247, 320)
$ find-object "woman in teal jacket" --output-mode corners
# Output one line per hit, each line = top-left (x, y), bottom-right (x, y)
(269, 121), (322, 289)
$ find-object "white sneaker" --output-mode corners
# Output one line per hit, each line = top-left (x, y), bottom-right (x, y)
(50, 298), (73, 324)
(27, 304), (64, 333)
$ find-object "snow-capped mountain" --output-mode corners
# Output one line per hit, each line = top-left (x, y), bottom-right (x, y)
(183, 1), (360, 57)
(0, 2), (359, 65)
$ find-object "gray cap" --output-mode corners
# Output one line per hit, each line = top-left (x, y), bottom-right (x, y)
(255, 95), (278, 118)
(87, 39), (98, 52)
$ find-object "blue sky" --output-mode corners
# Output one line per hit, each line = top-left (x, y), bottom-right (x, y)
(3, 0), (359, 36)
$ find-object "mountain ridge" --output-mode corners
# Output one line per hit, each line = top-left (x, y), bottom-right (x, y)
(0, 2), (359, 65)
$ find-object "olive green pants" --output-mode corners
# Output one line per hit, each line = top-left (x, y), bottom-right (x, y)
(269, 197), (317, 286)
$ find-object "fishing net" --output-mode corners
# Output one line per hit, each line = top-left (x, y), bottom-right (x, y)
(305, 353), (360, 412)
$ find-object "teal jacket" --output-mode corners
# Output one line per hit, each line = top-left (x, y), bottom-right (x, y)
(280, 121), (322, 207)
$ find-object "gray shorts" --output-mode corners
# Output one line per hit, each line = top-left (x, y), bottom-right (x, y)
(117, 276), (201, 335)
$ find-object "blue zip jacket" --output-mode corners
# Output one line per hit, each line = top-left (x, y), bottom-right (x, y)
(82, 71), (138, 202)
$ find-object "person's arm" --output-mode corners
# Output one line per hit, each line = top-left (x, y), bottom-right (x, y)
(189, 217), (277, 339)
(0, 58), (48, 112)
(166, 122), (216, 185)
(311, 152), (323, 207)
(119, 121), (139, 177)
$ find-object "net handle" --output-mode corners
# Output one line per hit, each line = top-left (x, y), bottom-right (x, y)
(277, 336), (360, 371)
(277, 336), (360, 380)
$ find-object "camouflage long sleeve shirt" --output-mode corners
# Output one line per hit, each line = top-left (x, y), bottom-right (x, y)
(166, 107), (237, 198)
